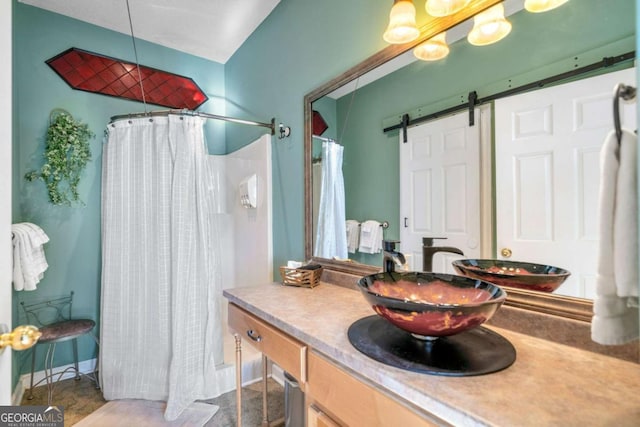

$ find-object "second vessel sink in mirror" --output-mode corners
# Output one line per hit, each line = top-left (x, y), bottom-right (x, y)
(452, 259), (571, 293)
(357, 271), (506, 340)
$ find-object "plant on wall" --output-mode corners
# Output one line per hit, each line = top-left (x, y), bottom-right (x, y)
(25, 109), (94, 206)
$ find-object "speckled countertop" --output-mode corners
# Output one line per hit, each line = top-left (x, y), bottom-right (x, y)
(224, 282), (640, 426)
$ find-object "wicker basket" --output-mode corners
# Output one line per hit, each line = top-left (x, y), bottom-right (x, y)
(280, 266), (322, 288)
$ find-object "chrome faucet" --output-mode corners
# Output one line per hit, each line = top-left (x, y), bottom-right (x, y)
(383, 240), (407, 273)
(422, 237), (464, 272)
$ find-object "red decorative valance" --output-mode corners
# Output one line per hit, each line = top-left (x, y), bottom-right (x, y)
(46, 48), (208, 110)
(312, 110), (328, 136)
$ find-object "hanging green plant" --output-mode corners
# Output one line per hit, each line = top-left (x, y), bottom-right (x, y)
(25, 109), (94, 206)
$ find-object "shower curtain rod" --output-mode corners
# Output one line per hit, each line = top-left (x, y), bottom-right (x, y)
(110, 109), (276, 135)
(312, 134), (335, 143)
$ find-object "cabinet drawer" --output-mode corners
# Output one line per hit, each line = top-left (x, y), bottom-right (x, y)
(228, 303), (307, 384)
(308, 404), (341, 427)
(306, 351), (445, 427)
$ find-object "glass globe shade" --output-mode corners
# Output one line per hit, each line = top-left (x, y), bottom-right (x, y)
(467, 3), (512, 46)
(425, 0), (472, 17)
(383, 0), (420, 44)
(414, 32), (450, 61)
(524, 0), (570, 13)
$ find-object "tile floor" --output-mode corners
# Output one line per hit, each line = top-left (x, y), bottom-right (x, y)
(20, 375), (285, 426)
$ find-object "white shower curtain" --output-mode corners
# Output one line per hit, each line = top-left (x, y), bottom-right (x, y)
(100, 115), (222, 421)
(314, 140), (348, 259)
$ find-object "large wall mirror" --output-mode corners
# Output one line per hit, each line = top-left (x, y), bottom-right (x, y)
(304, 0), (636, 322)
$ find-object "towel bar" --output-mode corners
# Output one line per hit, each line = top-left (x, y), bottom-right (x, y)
(613, 82), (637, 143)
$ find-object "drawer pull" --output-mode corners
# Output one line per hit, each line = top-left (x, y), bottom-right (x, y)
(246, 329), (262, 342)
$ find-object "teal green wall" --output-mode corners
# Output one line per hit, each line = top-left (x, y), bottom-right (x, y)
(11, 1), (225, 389)
(333, 0), (635, 265)
(225, 0), (392, 269)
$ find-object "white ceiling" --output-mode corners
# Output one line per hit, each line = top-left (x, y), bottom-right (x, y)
(19, 0), (281, 64)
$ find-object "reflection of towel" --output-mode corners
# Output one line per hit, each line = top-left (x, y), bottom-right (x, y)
(11, 223), (50, 291)
(346, 220), (360, 253)
(358, 220), (382, 254)
(591, 129), (639, 345)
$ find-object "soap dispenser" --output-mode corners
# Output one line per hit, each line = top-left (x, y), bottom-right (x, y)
(239, 174), (257, 209)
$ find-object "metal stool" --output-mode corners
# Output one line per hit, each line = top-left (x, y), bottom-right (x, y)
(20, 291), (100, 404)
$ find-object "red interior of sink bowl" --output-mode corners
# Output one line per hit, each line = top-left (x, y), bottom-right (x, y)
(357, 272), (506, 340)
(368, 279), (494, 304)
(452, 259), (571, 293)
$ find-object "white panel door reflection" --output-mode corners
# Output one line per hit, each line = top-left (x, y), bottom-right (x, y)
(495, 67), (636, 299)
(400, 109), (481, 273)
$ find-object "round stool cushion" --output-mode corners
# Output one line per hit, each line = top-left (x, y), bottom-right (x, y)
(39, 319), (96, 343)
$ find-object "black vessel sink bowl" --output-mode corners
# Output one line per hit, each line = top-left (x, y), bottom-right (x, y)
(357, 271), (506, 340)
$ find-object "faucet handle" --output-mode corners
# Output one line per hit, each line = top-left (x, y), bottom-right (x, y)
(422, 237), (447, 246)
(383, 240), (400, 251)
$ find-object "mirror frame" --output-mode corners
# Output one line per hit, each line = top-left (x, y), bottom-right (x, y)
(303, 0), (593, 322)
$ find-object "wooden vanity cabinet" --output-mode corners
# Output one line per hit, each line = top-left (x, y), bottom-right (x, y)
(228, 303), (308, 426)
(306, 351), (446, 427)
(308, 404), (342, 427)
(229, 303), (444, 426)
(228, 303), (307, 384)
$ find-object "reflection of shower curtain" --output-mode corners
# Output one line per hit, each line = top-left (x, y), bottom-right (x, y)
(312, 160), (322, 244)
(314, 140), (348, 259)
(100, 115), (222, 420)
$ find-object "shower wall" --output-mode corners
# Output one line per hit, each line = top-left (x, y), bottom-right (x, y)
(213, 132), (273, 290)
(209, 133), (273, 393)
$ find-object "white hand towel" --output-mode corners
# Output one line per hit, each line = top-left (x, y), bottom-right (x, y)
(358, 220), (382, 254)
(11, 223), (50, 291)
(372, 225), (383, 254)
(346, 220), (360, 253)
(591, 129), (639, 345)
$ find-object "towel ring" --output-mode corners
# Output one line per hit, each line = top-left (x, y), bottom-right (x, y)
(613, 83), (636, 143)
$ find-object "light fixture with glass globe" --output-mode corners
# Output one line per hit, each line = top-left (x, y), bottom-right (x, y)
(467, 3), (512, 46)
(524, 0), (569, 13)
(383, 0), (421, 44)
(413, 32), (450, 61)
(425, 0), (472, 17)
